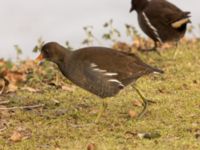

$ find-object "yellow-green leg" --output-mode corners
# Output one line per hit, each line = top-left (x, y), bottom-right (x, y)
(173, 41), (179, 59)
(95, 100), (108, 123)
(132, 86), (155, 119)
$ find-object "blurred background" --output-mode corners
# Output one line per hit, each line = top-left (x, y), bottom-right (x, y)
(0, 0), (199, 59)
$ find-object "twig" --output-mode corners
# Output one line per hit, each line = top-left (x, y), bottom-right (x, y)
(0, 127), (7, 132)
(0, 104), (45, 110)
(0, 80), (6, 95)
(0, 100), (10, 105)
(68, 123), (95, 128)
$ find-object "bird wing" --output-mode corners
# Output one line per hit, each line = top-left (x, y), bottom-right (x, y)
(69, 47), (162, 98)
(79, 49), (160, 86)
(81, 61), (125, 98)
(145, 0), (190, 26)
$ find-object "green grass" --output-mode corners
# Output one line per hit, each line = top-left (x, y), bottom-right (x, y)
(1, 41), (200, 150)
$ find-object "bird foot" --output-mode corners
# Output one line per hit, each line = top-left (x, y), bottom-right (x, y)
(137, 99), (155, 119)
(145, 99), (156, 104)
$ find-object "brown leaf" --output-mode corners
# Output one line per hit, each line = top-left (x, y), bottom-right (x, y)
(87, 143), (96, 150)
(18, 60), (37, 72)
(61, 85), (75, 92)
(10, 127), (32, 142)
(112, 42), (131, 53)
(128, 110), (137, 118)
(10, 131), (23, 142)
(132, 100), (143, 107)
(0, 105), (10, 118)
(0, 78), (6, 95)
(6, 83), (18, 93)
(3, 70), (27, 85)
(21, 86), (40, 93)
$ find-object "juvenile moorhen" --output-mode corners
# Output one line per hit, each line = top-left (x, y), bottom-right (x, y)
(36, 42), (163, 122)
(130, 0), (191, 51)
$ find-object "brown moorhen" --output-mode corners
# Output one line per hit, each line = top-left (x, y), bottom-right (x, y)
(130, 0), (191, 52)
(36, 42), (163, 122)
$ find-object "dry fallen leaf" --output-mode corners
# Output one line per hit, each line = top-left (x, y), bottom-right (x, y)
(128, 110), (137, 118)
(112, 42), (131, 52)
(0, 105), (10, 118)
(87, 143), (96, 150)
(61, 85), (75, 92)
(132, 100), (143, 107)
(3, 70), (27, 85)
(6, 83), (18, 93)
(0, 78), (6, 95)
(10, 131), (23, 142)
(10, 127), (32, 142)
(21, 86), (40, 93)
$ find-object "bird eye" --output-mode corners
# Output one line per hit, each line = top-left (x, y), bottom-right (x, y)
(42, 49), (49, 58)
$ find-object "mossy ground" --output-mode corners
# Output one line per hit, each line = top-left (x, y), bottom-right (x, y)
(0, 41), (200, 150)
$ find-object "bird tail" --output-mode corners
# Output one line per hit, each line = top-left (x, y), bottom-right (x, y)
(171, 18), (191, 29)
(171, 12), (191, 29)
(184, 11), (191, 18)
(151, 67), (164, 74)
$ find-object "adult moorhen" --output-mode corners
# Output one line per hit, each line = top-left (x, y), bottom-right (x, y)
(130, 0), (191, 52)
(36, 42), (164, 122)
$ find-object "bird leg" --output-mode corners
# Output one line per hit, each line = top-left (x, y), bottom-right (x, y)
(173, 41), (179, 59)
(95, 100), (108, 123)
(132, 86), (155, 119)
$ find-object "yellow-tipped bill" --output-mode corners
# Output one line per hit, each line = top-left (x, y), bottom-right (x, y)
(35, 53), (45, 65)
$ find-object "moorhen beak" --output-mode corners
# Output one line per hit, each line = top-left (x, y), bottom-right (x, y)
(130, 0), (191, 52)
(36, 42), (164, 123)
(35, 53), (45, 65)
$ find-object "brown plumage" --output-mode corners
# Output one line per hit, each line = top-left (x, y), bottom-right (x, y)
(36, 42), (163, 121)
(130, 0), (191, 51)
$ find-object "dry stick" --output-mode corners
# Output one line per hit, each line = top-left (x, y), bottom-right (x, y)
(0, 100), (10, 105)
(68, 123), (95, 128)
(0, 104), (45, 110)
(0, 127), (6, 132)
(0, 80), (6, 95)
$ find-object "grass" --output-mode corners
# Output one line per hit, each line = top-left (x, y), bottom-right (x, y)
(0, 41), (200, 150)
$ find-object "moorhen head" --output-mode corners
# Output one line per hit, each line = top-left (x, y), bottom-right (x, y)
(130, 0), (191, 51)
(36, 42), (163, 121)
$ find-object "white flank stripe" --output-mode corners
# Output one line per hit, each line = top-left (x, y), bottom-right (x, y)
(93, 68), (107, 73)
(104, 72), (118, 76)
(142, 12), (163, 43)
(90, 63), (118, 76)
(90, 63), (98, 68)
(108, 79), (124, 87)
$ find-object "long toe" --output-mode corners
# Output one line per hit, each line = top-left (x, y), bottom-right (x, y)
(137, 99), (148, 119)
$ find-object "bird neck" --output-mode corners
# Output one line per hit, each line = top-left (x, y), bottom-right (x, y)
(54, 45), (72, 69)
